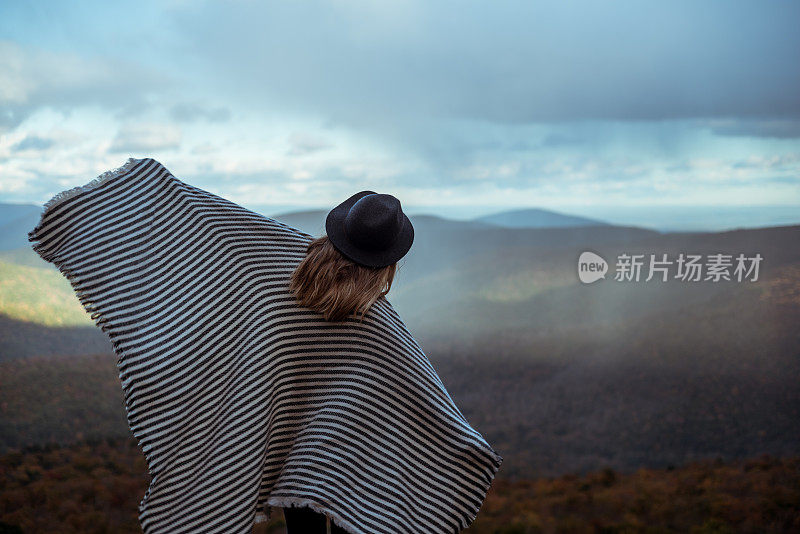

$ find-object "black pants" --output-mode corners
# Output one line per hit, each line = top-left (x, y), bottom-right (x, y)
(283, 505), (348, 534)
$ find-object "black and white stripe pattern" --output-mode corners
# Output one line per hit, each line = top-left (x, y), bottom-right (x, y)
(29, 158), (503, 534)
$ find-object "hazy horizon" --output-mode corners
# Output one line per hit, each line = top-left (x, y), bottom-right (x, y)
(264, 203), (800, 233)
(7, 197), (800, 234)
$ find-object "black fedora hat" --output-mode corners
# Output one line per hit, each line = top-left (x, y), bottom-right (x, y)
(325, 191), (414, 268)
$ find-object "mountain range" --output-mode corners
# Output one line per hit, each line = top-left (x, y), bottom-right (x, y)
(1, 201), (798, 480)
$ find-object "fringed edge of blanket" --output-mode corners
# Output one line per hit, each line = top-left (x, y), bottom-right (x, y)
(460, 447), (504, 531)
(26, 157), (160, 530)
(41, 157), (141, 214)
(27, 157), (142, 265)
(26, 157), (144, 330)
(262, 450), (503, 534)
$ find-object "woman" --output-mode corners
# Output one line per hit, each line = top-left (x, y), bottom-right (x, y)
(289, 190), (409, 323)
(29, 158), (502, 534)
(282, 191), (410, 533)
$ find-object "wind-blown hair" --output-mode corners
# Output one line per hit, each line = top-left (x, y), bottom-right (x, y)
(290, 235), (397, 322)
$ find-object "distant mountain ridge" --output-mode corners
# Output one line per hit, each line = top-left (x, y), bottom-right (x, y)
(268, 208), (504, 238)
(475, 207), (611, 229)
(268, 206), (612, 236)
(0, 203), (43, 251)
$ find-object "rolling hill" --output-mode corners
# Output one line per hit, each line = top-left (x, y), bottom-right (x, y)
(1, 202), (798, 481)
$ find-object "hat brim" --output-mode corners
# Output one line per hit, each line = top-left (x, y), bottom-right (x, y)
(325, 191), (414, 268)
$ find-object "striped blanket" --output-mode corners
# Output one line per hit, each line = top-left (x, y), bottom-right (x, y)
(28, 158), (503, 534)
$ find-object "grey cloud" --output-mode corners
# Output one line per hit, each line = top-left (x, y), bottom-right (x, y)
(114, 101), (158, 120)
(286, 132), (333, 156)
(170, 103), (232, 123)
(169, 1), (800, 128)
(0, 40), (170, 133)
(0, 107), (31, 132)
(12, 135), (54, 152)
(109, 123), (182, 153)
(444, 132), (584, 154)
(664, 162), (690, 173)
(708, 119), (800, 139)
(540, 134), (585, 148)
(731, 153), (800, 170)
(191, 142), (220, 155)
(763, 176), (800, 185)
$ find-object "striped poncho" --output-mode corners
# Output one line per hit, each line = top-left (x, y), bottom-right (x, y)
(28, 157), (503, 534)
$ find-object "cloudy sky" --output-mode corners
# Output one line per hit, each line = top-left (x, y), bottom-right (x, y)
(2, 0), (799, 228)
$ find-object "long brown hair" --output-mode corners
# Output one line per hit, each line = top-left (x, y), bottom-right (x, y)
(289, 235), (397, 322)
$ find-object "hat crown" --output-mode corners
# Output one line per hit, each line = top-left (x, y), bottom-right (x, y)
(325, 189), (414, 268)
(343, 194), (403, 251)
